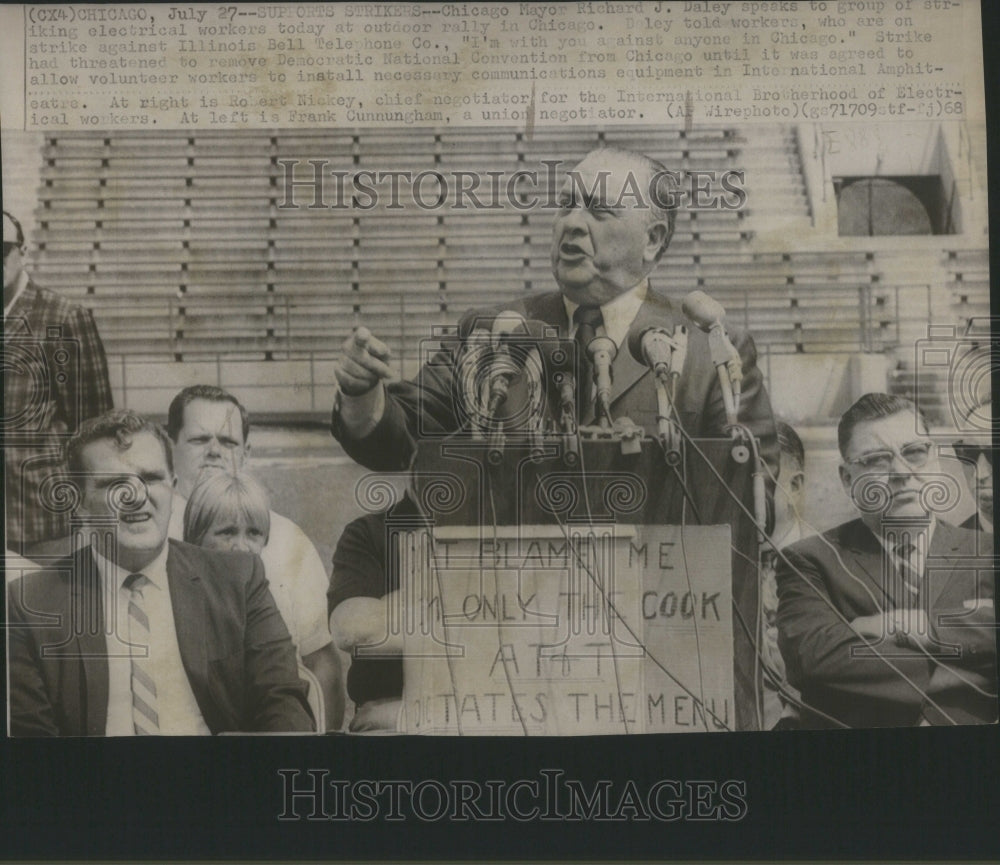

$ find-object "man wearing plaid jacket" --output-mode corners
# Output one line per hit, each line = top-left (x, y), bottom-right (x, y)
(4, 210), (113, 558)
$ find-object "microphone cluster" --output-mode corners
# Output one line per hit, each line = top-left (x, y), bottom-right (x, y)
(456, 311), (566, 438)
(454, 290), (746, 445)
(681, 290), (743, 428)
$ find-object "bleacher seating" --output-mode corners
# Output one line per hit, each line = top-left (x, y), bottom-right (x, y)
(26, 125), (989, 401)
(945, 249), (991, 320)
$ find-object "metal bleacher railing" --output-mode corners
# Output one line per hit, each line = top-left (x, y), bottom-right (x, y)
(101, 278), (916, 415)
(27, 127), (989, 418)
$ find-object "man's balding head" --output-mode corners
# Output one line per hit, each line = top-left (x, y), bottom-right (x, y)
(551, 146), (677, 306)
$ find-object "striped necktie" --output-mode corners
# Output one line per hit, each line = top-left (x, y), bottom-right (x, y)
(894, 542), (921, 601)
(573, 305), (603, 421)
(125, 573), (159, 735)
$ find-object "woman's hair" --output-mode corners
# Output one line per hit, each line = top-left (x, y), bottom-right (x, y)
(183, 470), (271, 547)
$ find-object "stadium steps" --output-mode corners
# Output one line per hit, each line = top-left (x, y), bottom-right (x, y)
(27, 126), (987, 376)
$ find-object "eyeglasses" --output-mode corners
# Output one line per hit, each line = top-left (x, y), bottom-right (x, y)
(953, 440), (994, 468)
(845, 440), (936, 472)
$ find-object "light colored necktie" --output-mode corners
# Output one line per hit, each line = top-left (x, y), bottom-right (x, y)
(125, 573), (159, 735)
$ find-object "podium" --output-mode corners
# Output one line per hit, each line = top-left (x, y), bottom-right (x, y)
(369, 431), (763, 734)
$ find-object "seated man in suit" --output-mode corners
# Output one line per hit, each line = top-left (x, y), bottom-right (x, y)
(330, 146), (776, 473)
(8, 409), (315, 736)
(777, 393), (996, 729)
(165, 385), (344, 730)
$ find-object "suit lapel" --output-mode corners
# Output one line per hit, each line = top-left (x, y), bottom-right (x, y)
(846, 547), (900, 610)
(840, 520), (905, 610)
(609, 291), (677, 410)
(840, 520), (968, 611)
(66, 546), (111, 736)
(166, 543), (209, 710)
(927, 522), (966, 609)
(522, 291), (569, 335)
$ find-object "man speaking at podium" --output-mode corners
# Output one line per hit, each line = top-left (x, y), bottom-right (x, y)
(331, 146), (777, 473)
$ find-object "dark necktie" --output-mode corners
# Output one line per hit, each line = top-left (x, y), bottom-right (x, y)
(125, 572), (159, 735)
(573, 305), (603, 422)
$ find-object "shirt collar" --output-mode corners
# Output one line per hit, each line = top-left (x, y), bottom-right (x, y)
(562, 279), (649, 348)
(3, 270), (29, 317)
(93, 540), (170, 593)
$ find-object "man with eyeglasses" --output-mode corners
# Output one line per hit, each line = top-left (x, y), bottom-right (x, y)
(4, 209), (113, 560)
(953, 393), (993, 534)
(776, 393), (996, 728)
(330, 146), (777, 474)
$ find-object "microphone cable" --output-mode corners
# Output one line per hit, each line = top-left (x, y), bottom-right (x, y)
(543, 438), (735, 731)
(484, 463), (531, 736)
(660, 380), (711, 731)
(411, 482), (467, 737)
(575, 439), (632, 735)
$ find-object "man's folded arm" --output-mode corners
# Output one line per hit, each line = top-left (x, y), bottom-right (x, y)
(776, 546), (932, 708)
(925, 569), (997, 709)
(331, 593), (404, 655)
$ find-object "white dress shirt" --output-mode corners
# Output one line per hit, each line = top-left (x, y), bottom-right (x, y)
(562, 280), (648, 348)
(95, 543), (210, 736)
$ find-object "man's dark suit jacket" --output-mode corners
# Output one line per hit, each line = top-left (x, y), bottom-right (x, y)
(8, 539), (315, 736)
(332, 287), (777, 474)
(776, 519), (997, 728)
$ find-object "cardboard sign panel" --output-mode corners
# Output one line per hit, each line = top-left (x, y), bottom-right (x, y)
(398, 523), (734, 735)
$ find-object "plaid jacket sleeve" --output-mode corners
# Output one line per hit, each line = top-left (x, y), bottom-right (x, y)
(58, 302), (114, 433)
(4, 284), (114, 547)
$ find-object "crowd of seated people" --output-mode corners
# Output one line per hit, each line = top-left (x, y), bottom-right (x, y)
(8, 387), (345, 736)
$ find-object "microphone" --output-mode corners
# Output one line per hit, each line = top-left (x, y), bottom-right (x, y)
(671, 325), (688, 384)
(627, 325), (688, 382)
(539, 337), (576, 425)
(486, 311), (527, 415)
(587, 335), (617, 427)
(457, 326), (491, 434)
(628, 323), (688, 463)
(681, 290), (743, 426)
